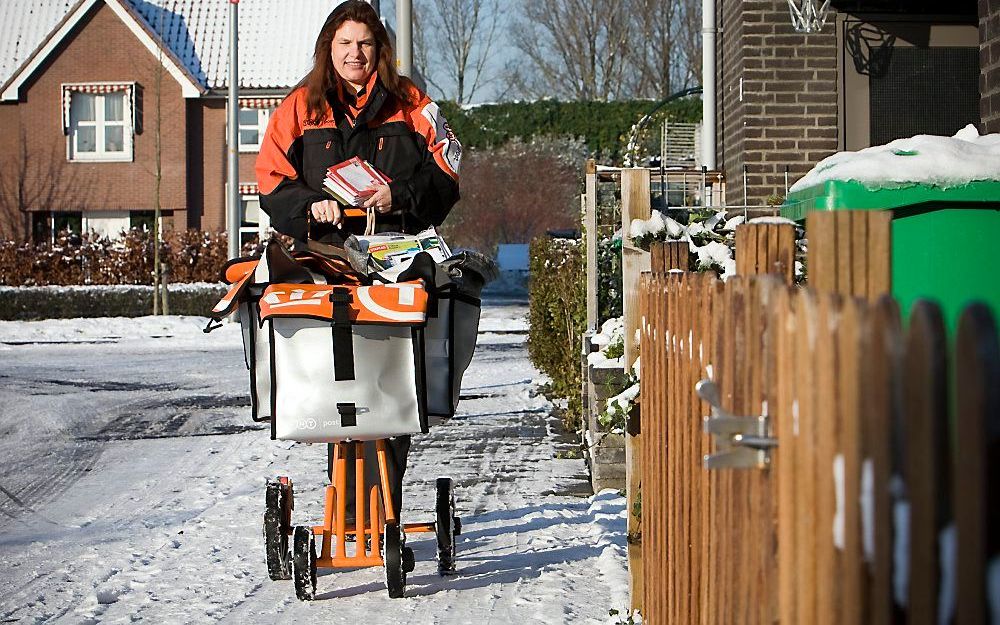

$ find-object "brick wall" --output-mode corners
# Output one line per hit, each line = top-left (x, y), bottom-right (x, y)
(981, 0), (1000, 132)
(717, 0), (840, 206)
(195, 101), (264, 233)
(0, 1), (189, 236)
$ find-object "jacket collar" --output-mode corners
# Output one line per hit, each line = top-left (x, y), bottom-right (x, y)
(326, 73), (390, 135)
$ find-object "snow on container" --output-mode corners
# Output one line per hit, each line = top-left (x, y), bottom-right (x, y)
(782, 124), (1000, 330)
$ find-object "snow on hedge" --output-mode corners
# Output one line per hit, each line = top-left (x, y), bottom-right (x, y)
(790, 124), (1000, 192)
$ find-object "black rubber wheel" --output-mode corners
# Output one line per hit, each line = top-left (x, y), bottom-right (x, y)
(435, 477), (457, 575)
(383, 522), (406, 598)
(263, 478), (292, 580)
(291, 526), (317, 601)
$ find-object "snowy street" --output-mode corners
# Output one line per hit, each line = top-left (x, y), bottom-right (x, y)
(0, 299), (629, 624)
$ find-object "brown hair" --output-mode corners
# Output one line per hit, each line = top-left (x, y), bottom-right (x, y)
(296, 0), (410, 123)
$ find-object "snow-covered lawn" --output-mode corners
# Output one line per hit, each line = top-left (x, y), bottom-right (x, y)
(0, 299), (629, 624)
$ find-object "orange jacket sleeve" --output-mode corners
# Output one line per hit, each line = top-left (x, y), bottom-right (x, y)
(255, 90), (325, 240)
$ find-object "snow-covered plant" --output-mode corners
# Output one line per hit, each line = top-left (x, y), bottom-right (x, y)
(588, 317), (625, 368)
(626, 209), (806, 282)
(628, 208), (738, 279)
(597, 371), (639, 433)
(607, 607), (643, 624)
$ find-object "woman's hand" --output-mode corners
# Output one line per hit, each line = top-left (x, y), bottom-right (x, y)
(310, 199), (342, 227)
(362, 184), (393, 214)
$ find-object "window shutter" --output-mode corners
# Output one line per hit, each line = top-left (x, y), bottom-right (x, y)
(134, 83), (144, 135)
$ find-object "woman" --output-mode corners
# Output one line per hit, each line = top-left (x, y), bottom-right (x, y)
(256, 0), (461, 244)
(255, 0), (462, 520)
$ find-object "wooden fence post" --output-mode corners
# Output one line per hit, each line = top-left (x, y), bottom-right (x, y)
(807, 210), (892, 299)
(584, 159), (598, 331)
(954, 303), (1000, 625)
(860, 296), (902, 625)
(649, 240), (690, 274)
(734, 222), (797, 283)
(621, 167), (651, 611)
(902, 301), (950, 625)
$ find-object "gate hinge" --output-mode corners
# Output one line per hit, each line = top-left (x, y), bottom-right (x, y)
(696, 379), (776, 470)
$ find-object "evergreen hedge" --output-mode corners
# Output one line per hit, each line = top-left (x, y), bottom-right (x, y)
(440, 98), (702, 160)
(526, 236), (586, 429)
(0, 284), (226, 321)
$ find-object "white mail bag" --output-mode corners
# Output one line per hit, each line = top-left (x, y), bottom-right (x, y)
(258, 281), (430, 442)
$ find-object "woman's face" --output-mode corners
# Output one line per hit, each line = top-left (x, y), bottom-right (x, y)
(331, 20), (377, 90)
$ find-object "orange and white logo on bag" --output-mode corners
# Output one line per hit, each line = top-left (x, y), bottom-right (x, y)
(259, 281), (429, 325)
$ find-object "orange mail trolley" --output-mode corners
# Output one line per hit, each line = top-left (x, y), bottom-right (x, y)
(210, 234), (465, 600)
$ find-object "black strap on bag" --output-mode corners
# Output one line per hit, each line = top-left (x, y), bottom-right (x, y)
(337, 402), (357, 427)
(330, 287), (356, 381)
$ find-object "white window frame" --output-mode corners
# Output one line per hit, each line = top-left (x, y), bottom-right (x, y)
(238, 108), (271, 153)
(68, 91), (133, 162)
(239, 192), (262, 242)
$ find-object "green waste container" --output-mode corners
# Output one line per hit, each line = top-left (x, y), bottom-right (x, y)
(782, 179), (1000, 332)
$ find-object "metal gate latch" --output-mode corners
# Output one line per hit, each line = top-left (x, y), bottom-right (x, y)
(696, 379), (777, 470)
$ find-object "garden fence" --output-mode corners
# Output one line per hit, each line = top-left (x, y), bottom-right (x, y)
(634, 223), (999, 624)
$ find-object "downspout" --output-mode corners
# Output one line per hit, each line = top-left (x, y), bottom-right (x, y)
(396, 0), (412, 77)
(226, 0), (240, 261)
(701, 0), (717, 172)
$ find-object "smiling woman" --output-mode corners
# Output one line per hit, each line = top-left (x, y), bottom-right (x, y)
(255, 0), (462, 246)
(253, 0), (464, 534)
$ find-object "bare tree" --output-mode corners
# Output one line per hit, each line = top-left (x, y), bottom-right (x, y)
(623, 0), (701, 99)
(670, 0), (702, 91)
(507, 0), (632, 101)
(0, 124), (94, 242)
(413, 0), (501, 104)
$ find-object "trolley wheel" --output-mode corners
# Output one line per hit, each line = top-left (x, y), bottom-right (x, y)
(383, 522), (406, 598)
(263, 478), (292, 580)
(402, 546), (415, 573)
(435, 477), (457, 575)
(291, 526), (317, 601)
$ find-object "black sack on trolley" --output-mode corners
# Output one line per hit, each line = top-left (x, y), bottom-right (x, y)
(398, 250), (497, 419)
(345, 235), (498, 419)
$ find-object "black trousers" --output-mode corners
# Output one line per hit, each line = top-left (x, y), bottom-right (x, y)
(327, 436), (410, 522)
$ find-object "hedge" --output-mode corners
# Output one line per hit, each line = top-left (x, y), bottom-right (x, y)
(0, 283), (227, 321)
(439, 98), (702, 161)
(0, 229), (252, 287)
(526, 236), (586, 429)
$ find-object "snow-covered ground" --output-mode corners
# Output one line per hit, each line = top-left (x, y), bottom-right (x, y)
(0, 299), (629, 624)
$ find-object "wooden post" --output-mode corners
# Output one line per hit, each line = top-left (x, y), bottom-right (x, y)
(902, 302), (950, 625)
(954, 304), (1000, 625)
(584, 159), (598, 331)
(734, 222), (797, 283)
(621, 167), (651, 612)
(649, 240), (690, 274)
(807, 210), (892, 299)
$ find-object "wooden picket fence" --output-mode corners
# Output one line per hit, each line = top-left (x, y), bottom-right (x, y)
(636, 225), (1000, 623)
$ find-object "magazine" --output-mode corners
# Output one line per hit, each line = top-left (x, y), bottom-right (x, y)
(355, 228), (452, 280)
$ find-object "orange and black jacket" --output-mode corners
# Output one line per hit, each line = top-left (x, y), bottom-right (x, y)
(255, 76), (461, 242)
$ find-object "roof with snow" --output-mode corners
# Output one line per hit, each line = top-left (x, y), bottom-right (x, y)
(0, 0), (335, 95)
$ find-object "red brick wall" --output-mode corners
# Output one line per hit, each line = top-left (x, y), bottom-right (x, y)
(717, 0), (840, 206)
(981, 0), (1000, 132)
(0, 1), (193, 237)
(193, 100), (266, 233)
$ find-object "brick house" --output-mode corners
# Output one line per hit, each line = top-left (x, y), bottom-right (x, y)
(0, 0), (334, 243)
(714, 0), (1000, 207)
